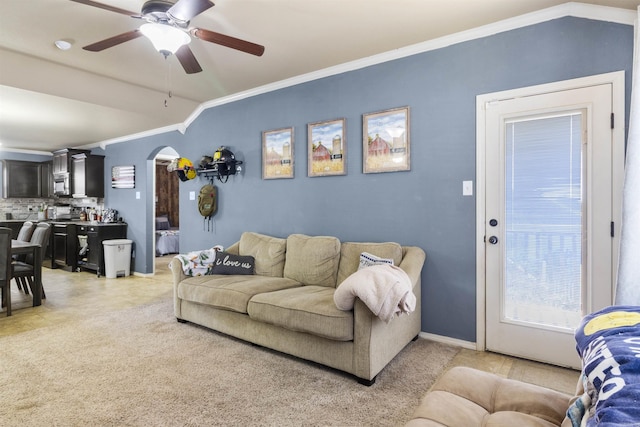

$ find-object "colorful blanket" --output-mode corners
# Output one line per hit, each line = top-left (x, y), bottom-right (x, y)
(170, 245), (223, 276)
(567, 305), (640, 426)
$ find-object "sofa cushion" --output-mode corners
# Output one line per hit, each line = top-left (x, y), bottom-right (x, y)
(283, 234), (341, 288)
(239, 232), (287, 277)
(406, 366), (570, 427)
(337, 242), (403, 285)
(178, 275), (301, 314)
(247, 286), (353, 341)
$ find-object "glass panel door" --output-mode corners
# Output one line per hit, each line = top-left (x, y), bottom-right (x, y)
(482, 81), (617, 368)
(504, 113), (584, 331)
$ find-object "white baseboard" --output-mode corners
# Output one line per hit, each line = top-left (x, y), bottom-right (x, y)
(419, 332), (477, 350)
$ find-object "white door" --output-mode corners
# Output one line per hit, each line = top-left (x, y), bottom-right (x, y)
(479, 75), (623, 368)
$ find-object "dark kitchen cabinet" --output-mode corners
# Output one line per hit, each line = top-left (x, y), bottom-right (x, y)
(51, 223), (79, 271)
(77, 223), (127, 277)
(53, 148), (91, 197)
(1, 160), (54, 199)
(2, 160), (42, 198)
(52, 148), (89, 175)
(71, 153), (104, 198)
(40, 161), (53, 198)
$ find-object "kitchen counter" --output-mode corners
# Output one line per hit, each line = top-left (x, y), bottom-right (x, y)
(50, 221), (128, 275)
(2, 219), (126, 226)
(49, 220), (126, 226)
(77, 223), (128, 276)
(2, 220), (128, 274)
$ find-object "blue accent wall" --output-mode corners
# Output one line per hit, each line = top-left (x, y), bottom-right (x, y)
(104, 17), (634, 342)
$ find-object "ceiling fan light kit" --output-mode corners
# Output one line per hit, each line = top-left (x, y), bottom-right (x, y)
(54, 40), (73, 50)
(71, 0), (265, 74)
(140, 23), (191, 55)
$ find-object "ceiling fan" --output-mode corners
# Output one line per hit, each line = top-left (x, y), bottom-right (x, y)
(70, 0), (265, 74)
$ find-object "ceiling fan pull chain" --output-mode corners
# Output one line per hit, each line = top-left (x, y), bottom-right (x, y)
(164, 56), (173, 107)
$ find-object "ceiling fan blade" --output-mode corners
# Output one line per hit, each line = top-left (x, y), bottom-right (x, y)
(175, 45), (203, 74)
(83, 30), (143, 52)
(69, 0), (137, 16)
(168, 0), (215, 22)
(193, 28), (265, 57)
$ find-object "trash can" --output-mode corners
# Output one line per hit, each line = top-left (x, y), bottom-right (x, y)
(103, 239), (132, 278)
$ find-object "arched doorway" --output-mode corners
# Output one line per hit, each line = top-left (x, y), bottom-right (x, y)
(153, 147), (180, 274)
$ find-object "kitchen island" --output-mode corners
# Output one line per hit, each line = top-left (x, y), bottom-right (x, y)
(50, 221), (127, 276)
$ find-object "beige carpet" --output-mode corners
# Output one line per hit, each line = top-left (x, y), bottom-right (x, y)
(0, 300), (459, 426)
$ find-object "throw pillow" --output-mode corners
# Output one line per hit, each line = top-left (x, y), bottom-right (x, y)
(211, 251), (255, 275)
(336, 242), (403, 285)
(358, 251), (394, 270)
(155, 215), (170, 230)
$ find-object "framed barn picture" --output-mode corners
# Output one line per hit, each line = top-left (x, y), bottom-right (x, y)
(262, 127), (294, 179)
(308, 118), (346, 177)
(363, 106), (410, 173)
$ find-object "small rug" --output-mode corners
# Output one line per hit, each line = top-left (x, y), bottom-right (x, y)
(0, 300), (459, 426)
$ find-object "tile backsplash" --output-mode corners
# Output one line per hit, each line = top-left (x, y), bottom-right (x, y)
(0, 197), (104, 221)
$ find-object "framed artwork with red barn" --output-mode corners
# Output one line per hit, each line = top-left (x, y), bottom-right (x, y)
(308, 118), (347, 177)
(262, 127), (294, 179)
(363, 106), (410, 173)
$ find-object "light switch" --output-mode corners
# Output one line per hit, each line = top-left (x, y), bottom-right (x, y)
(463, 181), (473, 196)
(189, 191), (196, 201)
(135, 191), (140, 200)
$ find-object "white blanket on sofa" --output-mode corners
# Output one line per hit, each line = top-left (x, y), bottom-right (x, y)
(334, 264), (416, 323)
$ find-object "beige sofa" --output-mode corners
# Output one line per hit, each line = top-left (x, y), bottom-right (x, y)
(171, 231), (426, 385)
(407, 304), (640, 426)
(406, 366), (572, 426)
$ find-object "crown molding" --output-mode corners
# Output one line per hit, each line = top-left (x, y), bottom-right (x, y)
(103, 2), (637, 149)
(97, 124), (184, 151)
(0, 147), (54, 156)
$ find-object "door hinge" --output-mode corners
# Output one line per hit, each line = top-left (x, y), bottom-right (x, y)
(611, 113), (615, 129)
(611, 221), (615, 237)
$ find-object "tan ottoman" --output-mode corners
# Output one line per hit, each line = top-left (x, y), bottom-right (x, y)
(406, 366), (572, 427)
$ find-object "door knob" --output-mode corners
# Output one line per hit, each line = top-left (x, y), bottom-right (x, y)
(488, 236), (498, 244)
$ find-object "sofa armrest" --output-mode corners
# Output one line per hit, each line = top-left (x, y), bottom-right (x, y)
(170, 257), (187, 285)
(171, 257), (187, 318)
(352, 246), (426, 381)
(399, 246), (426, 287)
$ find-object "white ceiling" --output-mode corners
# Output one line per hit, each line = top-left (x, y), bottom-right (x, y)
(1, 0), (638, 155)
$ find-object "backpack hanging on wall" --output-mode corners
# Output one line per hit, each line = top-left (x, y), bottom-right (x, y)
(198, 184), (218, 231)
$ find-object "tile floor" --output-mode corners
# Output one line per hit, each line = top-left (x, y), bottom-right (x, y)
(1, 255), (580, 395)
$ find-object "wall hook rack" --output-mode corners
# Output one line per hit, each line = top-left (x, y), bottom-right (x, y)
(196, 146), (243, 183)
